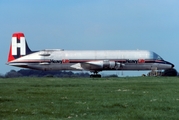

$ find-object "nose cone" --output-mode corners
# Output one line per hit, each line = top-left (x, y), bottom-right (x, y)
(165, 61), (174, 68)
(172, 64), (174, 68)
(158, 61), (175, 70)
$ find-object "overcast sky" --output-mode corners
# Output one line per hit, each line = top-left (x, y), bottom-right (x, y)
(1, 0), (179, 76)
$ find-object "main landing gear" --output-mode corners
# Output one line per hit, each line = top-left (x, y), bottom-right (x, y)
(90, 71), (101, 78)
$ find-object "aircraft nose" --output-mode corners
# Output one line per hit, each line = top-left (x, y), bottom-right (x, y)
(166, 61), (174, 68)
(172, 63), (175, 68)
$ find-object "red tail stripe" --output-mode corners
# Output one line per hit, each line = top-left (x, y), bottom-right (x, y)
(8, 45), (15, 62)
(12, 32), (25, 40)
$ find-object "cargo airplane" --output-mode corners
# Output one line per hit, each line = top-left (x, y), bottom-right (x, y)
(7, 32), (177, 77)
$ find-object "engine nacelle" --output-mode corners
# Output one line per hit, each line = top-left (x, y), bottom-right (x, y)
(86, 60), (124, 69)
(103, 60), (115, 69)
(103, 60), (123, 69)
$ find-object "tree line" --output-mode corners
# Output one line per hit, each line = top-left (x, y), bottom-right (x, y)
(0, 69), (90, 78)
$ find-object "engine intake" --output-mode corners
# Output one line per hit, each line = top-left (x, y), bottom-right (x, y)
(103, 60), (122, 69)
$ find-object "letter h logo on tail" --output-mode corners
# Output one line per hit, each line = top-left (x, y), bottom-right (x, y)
(8, 32), (32, 62)
(12, 36), (26, 55)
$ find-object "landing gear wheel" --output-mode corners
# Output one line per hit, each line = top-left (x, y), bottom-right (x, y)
(90, 74), (101, 78)
(90, 71), (101, 78)
(162, 68), (178, 76)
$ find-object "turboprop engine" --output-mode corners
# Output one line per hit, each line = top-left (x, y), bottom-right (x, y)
(103, 60), (122, 69)
(87, 60), (123, 69)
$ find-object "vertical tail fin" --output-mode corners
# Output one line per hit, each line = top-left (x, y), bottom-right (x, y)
(8, 32), (32, 62)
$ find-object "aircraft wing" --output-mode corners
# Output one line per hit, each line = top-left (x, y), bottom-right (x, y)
(70, 60), (122, 71)
(70, 61), (103, 70)
(82, 61), (103, 70)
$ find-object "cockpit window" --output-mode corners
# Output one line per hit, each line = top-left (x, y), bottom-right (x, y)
(153, 52), (163, 60)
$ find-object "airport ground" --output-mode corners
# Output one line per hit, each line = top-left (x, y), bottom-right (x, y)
(1, 77), (179, 120)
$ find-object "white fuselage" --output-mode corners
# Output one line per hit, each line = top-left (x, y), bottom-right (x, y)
(8, 49), (174, 72)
